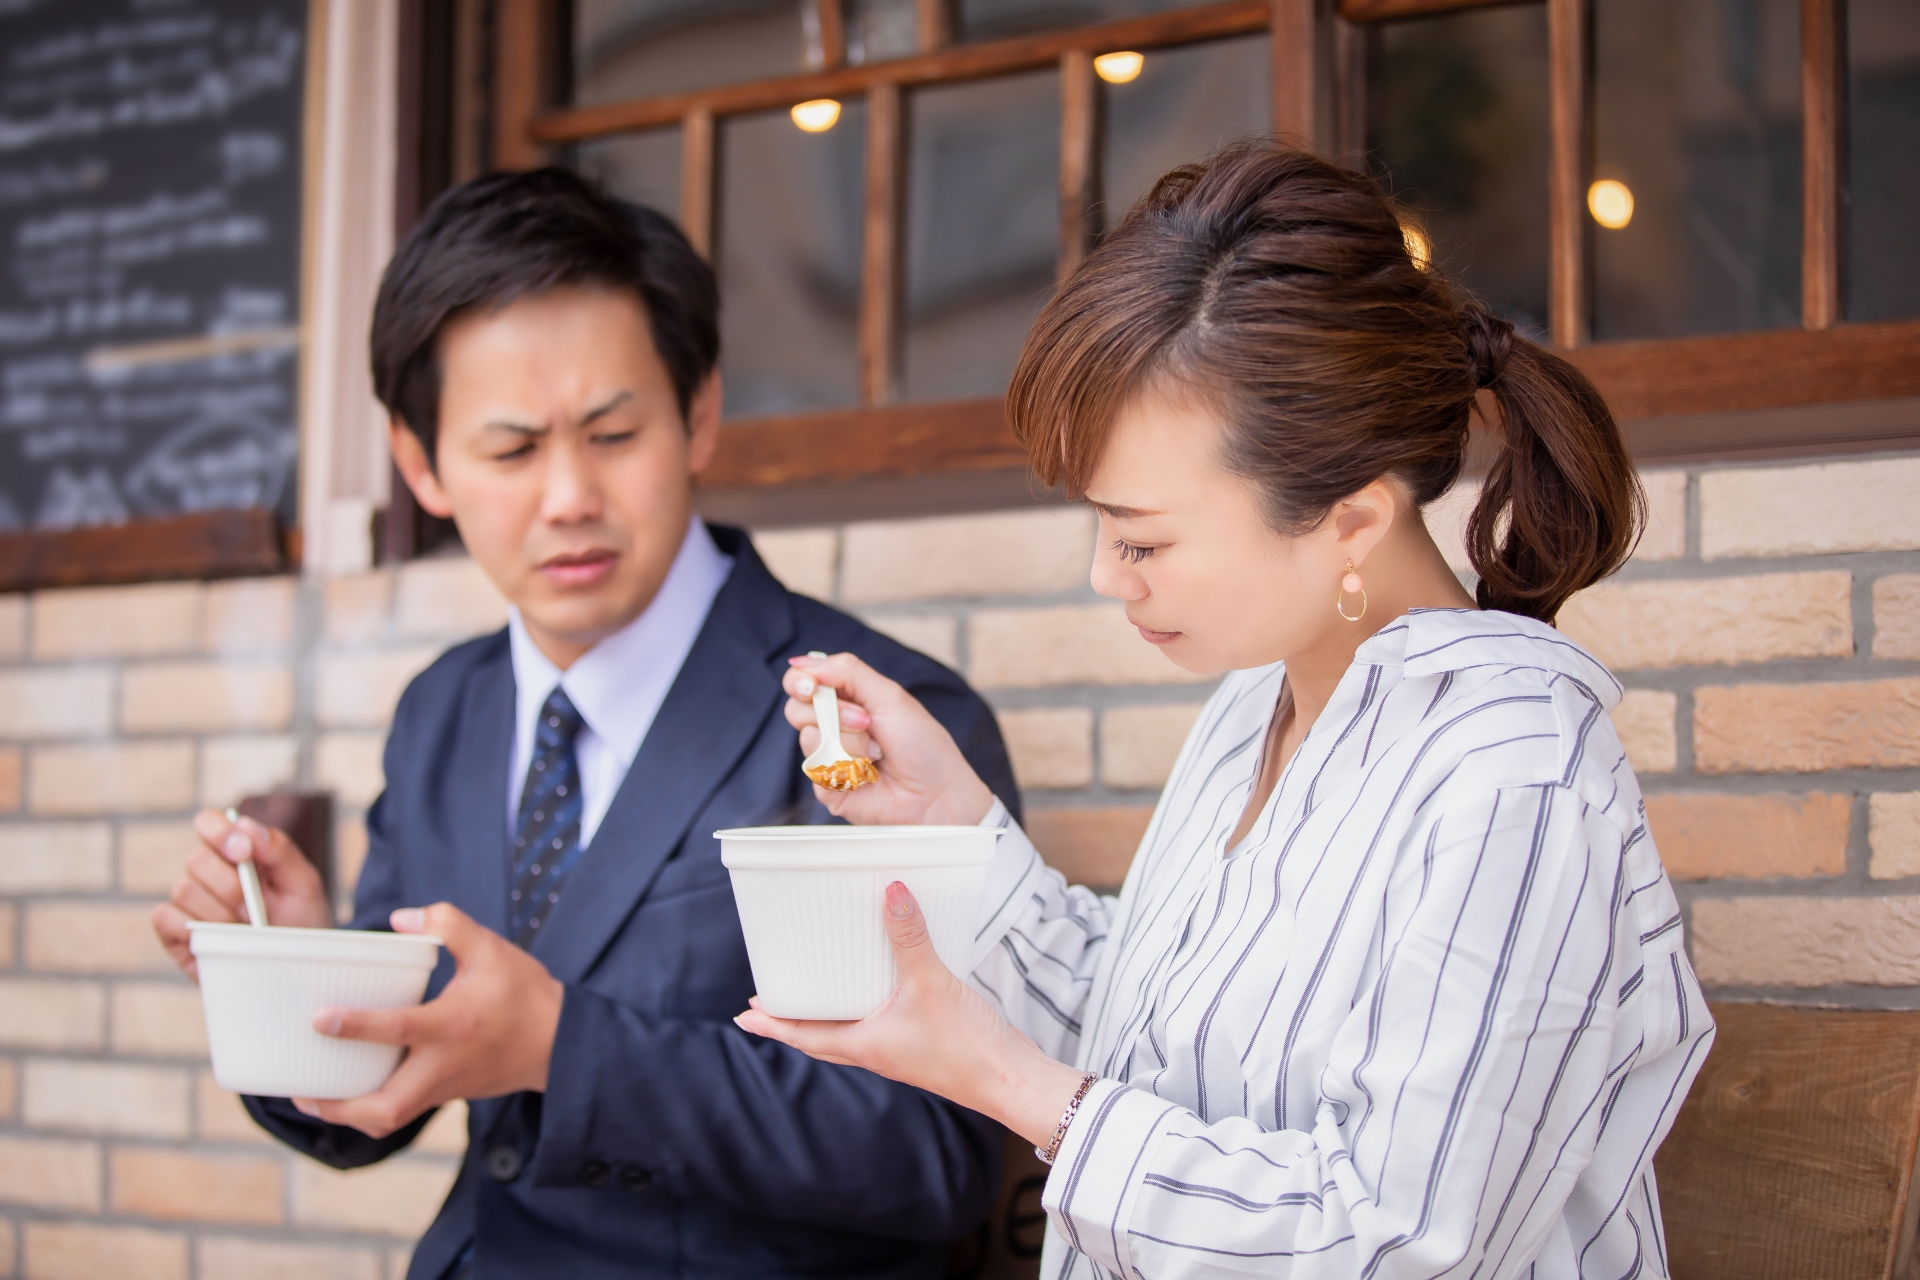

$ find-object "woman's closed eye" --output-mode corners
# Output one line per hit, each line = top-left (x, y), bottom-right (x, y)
(1112, 538), (1156, 564)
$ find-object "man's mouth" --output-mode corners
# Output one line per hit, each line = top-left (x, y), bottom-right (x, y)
(539, 549), (617, 587)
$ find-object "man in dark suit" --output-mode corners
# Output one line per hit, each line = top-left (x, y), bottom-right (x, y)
(152, 169), (1017, 1279)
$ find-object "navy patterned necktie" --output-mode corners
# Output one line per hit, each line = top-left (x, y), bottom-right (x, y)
(510, 687), (587, 947)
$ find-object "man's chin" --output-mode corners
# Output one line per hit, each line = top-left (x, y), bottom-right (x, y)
(516, 590), (647, 657)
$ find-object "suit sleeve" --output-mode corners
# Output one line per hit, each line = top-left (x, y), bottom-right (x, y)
(242, 716), (439, 1168)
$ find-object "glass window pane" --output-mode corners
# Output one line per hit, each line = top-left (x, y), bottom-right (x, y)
(1846, 0), (1920, 322)
(715, 103), (866, 418)
(903, 71), (1059, 403)
(955, 0), (1217, 44)
(1592, 0), (1801, 339)
(846, 0), (919, 63)
(1366, 6), (1551, 340)
(1101, 35), (1269, 227)
(574, 127), (681, 221)
(574, 0), (802, 104)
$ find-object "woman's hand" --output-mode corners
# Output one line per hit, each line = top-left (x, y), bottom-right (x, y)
(736, 882), (1088, 1147)
(784, 652), (995, 827)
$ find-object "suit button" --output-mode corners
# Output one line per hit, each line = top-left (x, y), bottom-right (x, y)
(579, 1160), (610, 1188)
(619, 1166), (652, 1193)
(484, 1146), (522, 1182)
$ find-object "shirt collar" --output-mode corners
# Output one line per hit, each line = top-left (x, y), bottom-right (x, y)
(507, 515), (735, 767)
(1357, 607), (1623, 709)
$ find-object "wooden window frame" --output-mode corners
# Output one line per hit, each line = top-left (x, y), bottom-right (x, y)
(508, 0), (1919, 513)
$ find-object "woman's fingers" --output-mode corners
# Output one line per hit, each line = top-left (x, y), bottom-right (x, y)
(785, 651), (909, 717)
(882, 882), (940, 969)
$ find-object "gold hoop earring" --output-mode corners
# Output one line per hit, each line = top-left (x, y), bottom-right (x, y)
(1336, 560), (1367, 622)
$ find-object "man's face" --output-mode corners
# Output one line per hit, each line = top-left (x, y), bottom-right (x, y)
(392, 286), (721, 668)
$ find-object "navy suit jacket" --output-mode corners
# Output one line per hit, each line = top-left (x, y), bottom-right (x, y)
(246, 526), (1020, 1279)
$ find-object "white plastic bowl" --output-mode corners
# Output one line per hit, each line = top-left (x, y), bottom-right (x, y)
(189, 922), (442, 1099)
(718, 825), (1000, 1020)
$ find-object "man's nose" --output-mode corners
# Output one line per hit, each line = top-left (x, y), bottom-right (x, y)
(540, 437), (603, 523)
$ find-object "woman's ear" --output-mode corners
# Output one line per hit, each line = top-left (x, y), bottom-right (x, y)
(1330, 478), (1400, 567)
(388, 419), (455, 519)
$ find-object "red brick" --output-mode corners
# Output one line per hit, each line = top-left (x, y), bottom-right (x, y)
(110, 1148), (284, 1224)
(1024, 808), (1154, 892)
(1692, 896), (1920, 987)
(0, 746), (19, 812)
(1694, 679), (1920, 774)
(1646, 793), (1850, 881)
(0, 1135), (100, 1211)
(22, 1221), (186, 1280)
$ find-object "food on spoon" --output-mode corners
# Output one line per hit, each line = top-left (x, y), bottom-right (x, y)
(805, 757), (879, 792)
(799, 650), (879, 792)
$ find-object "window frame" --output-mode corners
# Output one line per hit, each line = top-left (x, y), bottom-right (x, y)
(506, 0), (1920, 510)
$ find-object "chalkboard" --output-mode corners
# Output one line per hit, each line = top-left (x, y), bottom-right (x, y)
(0, 0), (307, 536)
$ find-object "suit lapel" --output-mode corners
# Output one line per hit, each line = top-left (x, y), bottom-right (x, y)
(443, 644), (514, 938)
(530, 529), (796, 985)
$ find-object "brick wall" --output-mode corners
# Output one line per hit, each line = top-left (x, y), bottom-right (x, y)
(0, 450), (1915, 1274)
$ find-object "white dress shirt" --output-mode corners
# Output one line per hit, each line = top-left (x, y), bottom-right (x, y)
(507, 515), (732, 848)
(969, 608), (1713, 1280)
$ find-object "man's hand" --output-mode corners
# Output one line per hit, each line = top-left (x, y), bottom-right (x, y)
(153, 809), (334, 981)
(293, 903), (564, 1140)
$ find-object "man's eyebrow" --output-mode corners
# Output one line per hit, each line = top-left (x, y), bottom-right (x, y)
(480, 418), (546, 437)
(1088, 500), (1162, 518)
(578, 390), (633, 426)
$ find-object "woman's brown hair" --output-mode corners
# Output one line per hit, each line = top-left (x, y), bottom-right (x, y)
(1006, 141), (1643, 622)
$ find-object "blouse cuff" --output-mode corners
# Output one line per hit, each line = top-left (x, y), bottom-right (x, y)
(1040, 1079), (1177, 1277)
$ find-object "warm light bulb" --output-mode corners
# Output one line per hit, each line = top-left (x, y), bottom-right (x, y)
(1094, 51), (1144, 84)
(1587, 178), (1634, 229)
(1402, 223), (1431, 270)
(791, 98), (842, 132)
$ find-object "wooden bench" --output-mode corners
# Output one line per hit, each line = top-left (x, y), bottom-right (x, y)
(1656, 1002), (1920, 1280)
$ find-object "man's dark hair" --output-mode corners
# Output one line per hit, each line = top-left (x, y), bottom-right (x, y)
(370, 167), (719, 464)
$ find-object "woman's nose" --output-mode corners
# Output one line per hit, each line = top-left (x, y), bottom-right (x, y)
(1089, 556), (1146, 602)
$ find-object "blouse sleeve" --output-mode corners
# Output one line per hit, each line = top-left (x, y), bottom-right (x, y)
(1036, 782), (1714, 1280)
(964, 799), (1125, 1065)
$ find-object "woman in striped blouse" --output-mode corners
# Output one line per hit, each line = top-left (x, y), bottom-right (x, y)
(740, 142), (1713, 1280)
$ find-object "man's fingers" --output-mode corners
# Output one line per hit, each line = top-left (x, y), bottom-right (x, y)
(298, 1062), (434, 1139)
(171, 871), (242, 925)
(314, 1005), (421, 1046)
(150, 903), (201, 981)
(396, 902), (475, 953)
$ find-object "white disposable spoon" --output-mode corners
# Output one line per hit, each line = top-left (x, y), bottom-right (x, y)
(800, 651), (878, 792)
(224, 807), (269, 927)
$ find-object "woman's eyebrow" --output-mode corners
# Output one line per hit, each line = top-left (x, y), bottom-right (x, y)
(1089, 500), (1163, 518)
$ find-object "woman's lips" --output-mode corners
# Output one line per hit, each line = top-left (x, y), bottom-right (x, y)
(1135, 624), (1182, 645)
(540, 550), (616, 587)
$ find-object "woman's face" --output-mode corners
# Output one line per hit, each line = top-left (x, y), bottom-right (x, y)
(1083, 383), (1349, 676)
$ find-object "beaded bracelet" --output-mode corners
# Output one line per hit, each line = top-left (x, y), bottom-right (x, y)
(1036, 1072), (1100, 1166)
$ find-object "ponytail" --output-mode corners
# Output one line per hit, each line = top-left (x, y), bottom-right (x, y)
(1463, 305), (1645, 621)
(1008, 140), (1644, 624)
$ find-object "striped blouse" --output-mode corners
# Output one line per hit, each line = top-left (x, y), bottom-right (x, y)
(969, 608), (1713, 1280)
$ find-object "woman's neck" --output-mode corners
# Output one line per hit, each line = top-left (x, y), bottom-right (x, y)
(1283, 515), (1475, 738)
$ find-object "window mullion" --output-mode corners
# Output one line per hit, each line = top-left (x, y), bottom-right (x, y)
(679, 107), (716, 260)
(860, 83), (906, 405)
(1547, 0), (1589, 349)
(1059, 49), (1100, 283)
(1801, 0), (1846, 331)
